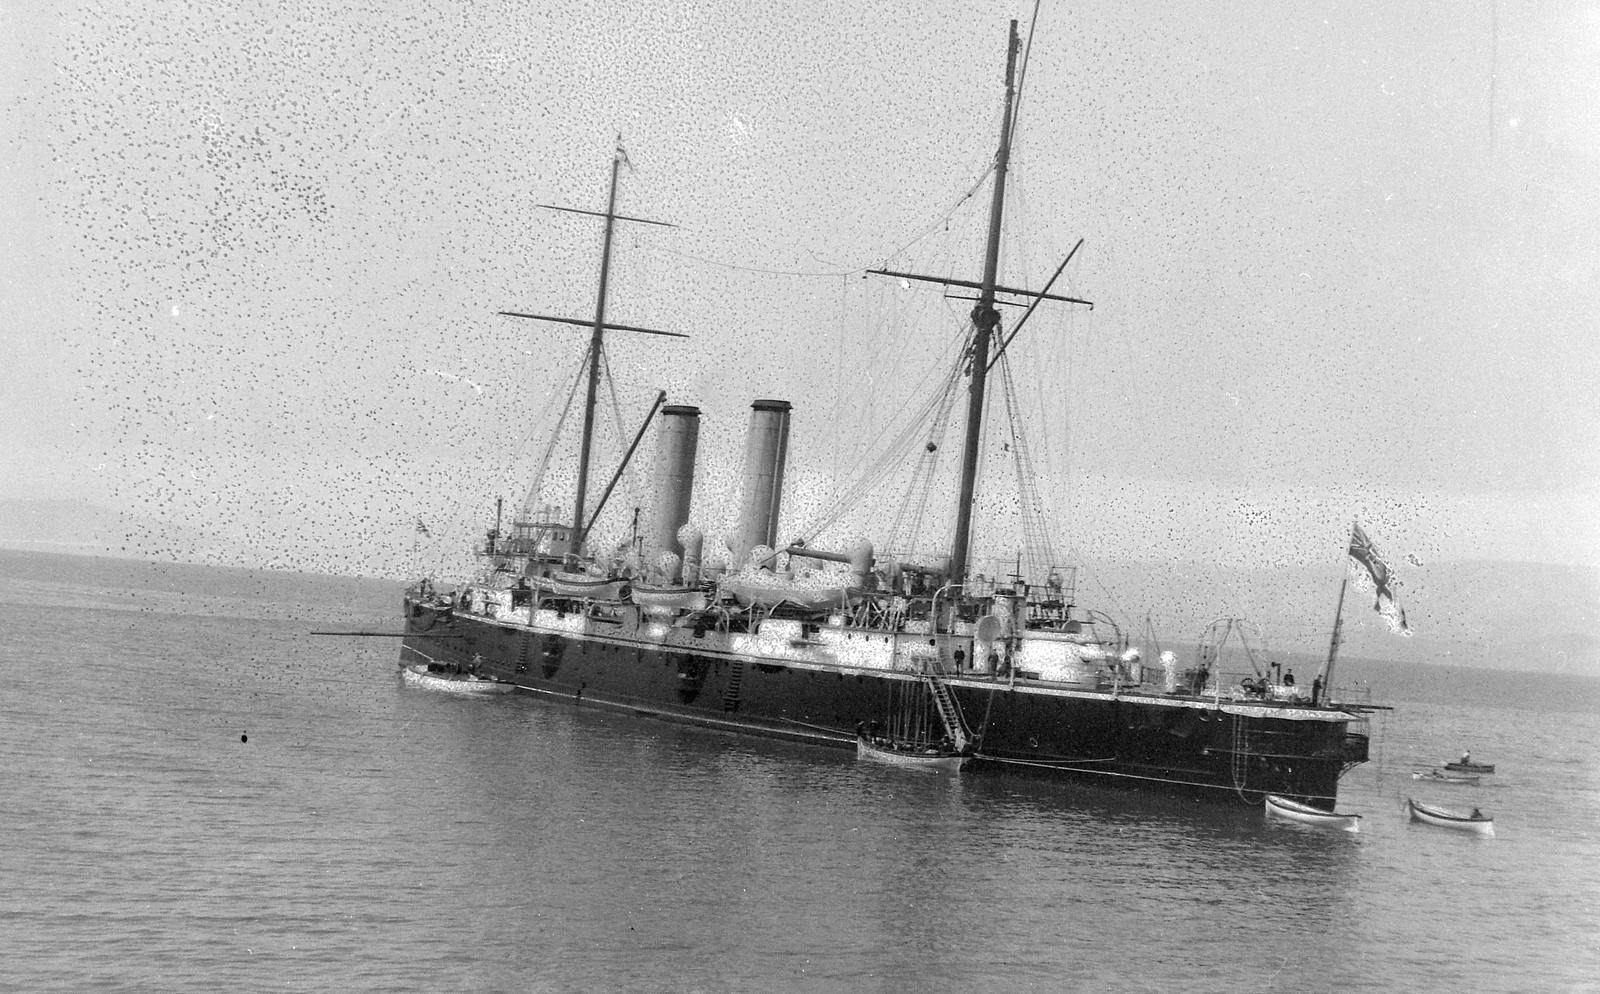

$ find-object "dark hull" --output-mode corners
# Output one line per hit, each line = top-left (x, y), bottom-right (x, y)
(403, 598), (1367, 807)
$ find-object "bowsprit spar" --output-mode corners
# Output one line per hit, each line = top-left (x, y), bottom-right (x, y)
(402, 17), (1376, 810)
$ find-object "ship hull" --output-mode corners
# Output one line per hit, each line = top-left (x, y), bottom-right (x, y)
(401, 597), (1365, 807)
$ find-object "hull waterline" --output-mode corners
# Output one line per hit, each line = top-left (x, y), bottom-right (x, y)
(402, 597), (1368, 806)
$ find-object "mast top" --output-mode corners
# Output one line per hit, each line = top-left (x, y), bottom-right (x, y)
(501, 144), (684, 550)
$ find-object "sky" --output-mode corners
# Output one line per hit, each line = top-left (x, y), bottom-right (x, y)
(3, 0), (1599, 590)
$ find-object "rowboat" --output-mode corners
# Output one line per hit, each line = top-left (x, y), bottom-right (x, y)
(1264, 794), (1362, 832)
(1443, 760), (1495, 774)
(1413, 769), (1481, 784)
(535, 572), (630, 601)
(1406, 798), (1495, 837)
(856, 736), (967, 773)
(720, 570), (861, 613)
(628, 583), (708, 615)
(400, 663), (515, 695)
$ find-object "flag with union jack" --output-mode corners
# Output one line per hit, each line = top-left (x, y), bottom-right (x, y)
(1348, 521), (1411, 636)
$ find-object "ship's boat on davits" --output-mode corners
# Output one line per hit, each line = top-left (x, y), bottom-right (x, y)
(534, 571), (629, 602)
(628, 583), (708, 616)
(717, 566), (863, 613)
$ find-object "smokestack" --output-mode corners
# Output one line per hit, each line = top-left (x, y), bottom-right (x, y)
(645, 404), (701, 582)
(729, 399), (791, 571)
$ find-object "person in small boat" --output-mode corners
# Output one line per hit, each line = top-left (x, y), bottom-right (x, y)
(1283, 669), (1295, 687)
(1311, 675), (1323, 705)
(1460, 750), (1472, 765)
(1471, 808), (1484, 819)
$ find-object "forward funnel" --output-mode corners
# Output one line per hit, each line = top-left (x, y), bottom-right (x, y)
(645, 404), (701, 582)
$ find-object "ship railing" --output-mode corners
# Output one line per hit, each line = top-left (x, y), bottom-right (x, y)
(1329, 681), (1375, 708)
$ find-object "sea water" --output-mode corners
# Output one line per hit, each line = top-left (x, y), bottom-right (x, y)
(2, 549), (1597, 992)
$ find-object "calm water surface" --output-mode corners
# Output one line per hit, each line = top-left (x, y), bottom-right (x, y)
(3, 550), (1597, 992)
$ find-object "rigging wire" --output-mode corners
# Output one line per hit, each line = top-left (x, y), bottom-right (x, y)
(597, 343), (639, 547)
(521, 348), (590, 519)
(1009, 0), (1044, 148)
(827, 291), (974, 504)
(644, 244), (856, 278)
(793, 328), (968, 549)
(997, 348), (1059, 579)
(886, 358), (966, 554)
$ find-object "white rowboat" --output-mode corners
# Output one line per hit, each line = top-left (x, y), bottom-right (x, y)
(400, 664), (515, 695)
(1264, 794), (1361, 832)
(1412, 769), (1480, 784)
(1407, 798), (1495, 837)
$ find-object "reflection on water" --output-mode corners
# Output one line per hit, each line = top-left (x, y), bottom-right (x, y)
(2, 551), (1596, 992)
(407, 686), (1378, 991)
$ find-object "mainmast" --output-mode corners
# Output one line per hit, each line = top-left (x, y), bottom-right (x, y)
(866, 22), (1091, 585)
(949, 19), (1020, 585)
(498, 140), (687, 555)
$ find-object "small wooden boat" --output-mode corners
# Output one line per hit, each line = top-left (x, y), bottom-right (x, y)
(855, 736), (967, 773)
(535, 572), (630, 601)
(1443, 760), (1495, 774)
(628, 583), (708, 615)
(719, 570), (861, 612)
(1264, 794), (1362, 832)
(1407, 798), (1495, 837)
(400, 663), (515, 695)
(1413, 769), (1481, 784)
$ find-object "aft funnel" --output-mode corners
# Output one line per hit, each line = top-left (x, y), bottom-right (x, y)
(729, 399), (792, 571)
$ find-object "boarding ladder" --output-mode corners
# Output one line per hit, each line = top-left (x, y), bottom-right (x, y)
(722, 661), (746, 713)
(1230, 713), (1251, 797)
(923, 667), (972, 752)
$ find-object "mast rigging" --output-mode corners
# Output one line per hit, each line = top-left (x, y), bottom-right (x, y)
(865, 20), (1092, 584)
(498, 140), (685, 552)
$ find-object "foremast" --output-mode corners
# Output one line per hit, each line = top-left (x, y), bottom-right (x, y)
(498, 140), (686, 557)
(573, 150), (625, 550)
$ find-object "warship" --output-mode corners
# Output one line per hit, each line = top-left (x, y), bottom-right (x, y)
(401, 19), (1376, 808)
